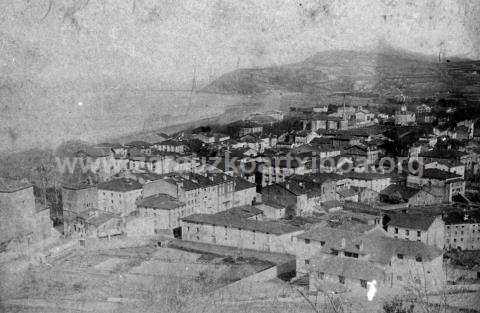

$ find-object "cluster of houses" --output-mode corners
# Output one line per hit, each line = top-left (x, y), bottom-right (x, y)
(3, 102), (480, 298)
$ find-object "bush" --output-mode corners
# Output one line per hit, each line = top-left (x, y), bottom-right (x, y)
(383, 297), (414, 313)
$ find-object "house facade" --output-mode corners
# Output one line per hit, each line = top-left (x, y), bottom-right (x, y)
(97, 178), (143, 216)
(181, 213), (303, 254)
(386, 213), (445, 249)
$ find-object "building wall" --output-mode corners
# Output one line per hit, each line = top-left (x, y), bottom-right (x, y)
(308, 270), (388, 296)
(445, 223), (480, 251)
(138, 204), (191, 231)
(62, 187), (98, 216)
(233, 187), (256, 207)
(390, 255), (444, 293)
(347, 178), (391, 193)
(262, 185), (298, 217)
(407, 190), (440, 206)
(181, 220), (302, 254)
(387, 217), (445, 249)
(295, 238), (325, 274)
(0, 187), (37, 243)
(257, 204), (285, 219)
(98, 188), (142, 216)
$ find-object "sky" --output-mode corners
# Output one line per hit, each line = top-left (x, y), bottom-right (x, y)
(1, 0), (479, 87)
(0, 0), (479, 152)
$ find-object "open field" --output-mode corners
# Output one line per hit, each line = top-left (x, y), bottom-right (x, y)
(1, 241), (479, 313)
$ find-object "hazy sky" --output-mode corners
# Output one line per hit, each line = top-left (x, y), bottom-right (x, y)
(1, 0), (479, 87)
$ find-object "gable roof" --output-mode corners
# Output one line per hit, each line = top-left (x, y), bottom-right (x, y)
(136, 194), (185, 210)
(181, 213), (302, 235)
(97, 178), (142, 192)
(380, 184), (421, 202)
(386, 213), (439, 231)
(421, 168), (462, 181)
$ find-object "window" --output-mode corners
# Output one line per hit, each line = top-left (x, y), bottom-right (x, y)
(397, 275), (403, 281)
(360, 280), (367, 288)
(305, 259), (310, 265)
(304, 239), (310, 244)
(394, 228), (398, 234)
(405, 230), (410, 236)
(415, 256), (422, 262)
(318, 272), (324, 280)
(320, 241), (325, 247)
(417, 231), (421, 237)
(397, 254), (404, 259)
(339, 276), (345, 284)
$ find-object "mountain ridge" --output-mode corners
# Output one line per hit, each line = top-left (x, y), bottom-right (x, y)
(202, 49), (478, 98)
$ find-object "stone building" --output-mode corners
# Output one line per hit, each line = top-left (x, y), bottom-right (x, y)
(136, 193), (190, 235)
(0, 180), (53, 252)
(62, 184), (98, 218)
(147, 173), (248, 215)
(385, 213), (445, 249)
(299, 227), (445, 296)
(181, 213), (303, 254)
(444, 211), (480, 251)
(262, 175), (337, 216)
(407, 169), (465, 203)
(97, 178), (143, 216)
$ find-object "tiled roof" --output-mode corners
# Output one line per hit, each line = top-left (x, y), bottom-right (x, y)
(181, 213), (302, 235)
(128, 171), (164, 182)
(233, 176), (256, 191)
(443, 211), (480, 225)
(164, 173), (235, 191)
(380, 184), (421, 201)
(301, 225), (443, 264)
(322, 200), (342, 209)
(419, 150), (468, 159)
(386, 213), (438, 231)
(336, 188), (360, 198)
(137, 194), (185, 210)
(62, 183), (97, 190)
(421, 168), (462, 180)
(343, 172), (392, 181)
(97, 178), (142, 192)
(77, 210), (120, 227)
(361, 231), (443, 264)
(215, 205), (263, 219)
(343, 201), (381, 215)
(298, 225), (364, 252)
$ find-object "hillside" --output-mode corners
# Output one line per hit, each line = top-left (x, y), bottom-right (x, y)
(203, 50), (480, 99)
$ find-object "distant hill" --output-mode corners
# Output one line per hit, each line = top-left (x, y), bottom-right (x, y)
(203, 50), (480, 99)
